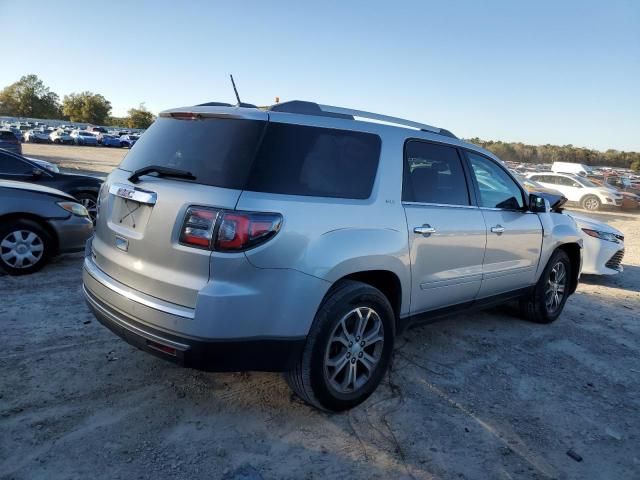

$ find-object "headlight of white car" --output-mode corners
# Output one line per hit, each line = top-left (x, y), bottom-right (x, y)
(582, 228), (622, 243)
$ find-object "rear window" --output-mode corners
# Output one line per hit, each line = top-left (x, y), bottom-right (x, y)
(119, 117), (267, 190)
(119, 117), (381, 198)
(0, 131), (16, 140)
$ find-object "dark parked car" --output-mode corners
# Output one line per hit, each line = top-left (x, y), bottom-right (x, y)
(0, 149), (103, 222)
(0, 130), (22, 155)
(0, 180), (93, 275)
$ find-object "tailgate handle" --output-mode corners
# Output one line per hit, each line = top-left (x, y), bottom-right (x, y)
(109, 183), (157, 205)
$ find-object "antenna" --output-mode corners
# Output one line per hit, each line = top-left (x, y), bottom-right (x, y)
(230, 74), (241, 106)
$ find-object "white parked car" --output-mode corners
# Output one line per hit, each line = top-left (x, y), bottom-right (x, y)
(50, 130), (74, 145)
(526, 172), (622, 211)
(567, 213), (624, 275)
(24, 130), (51, 143)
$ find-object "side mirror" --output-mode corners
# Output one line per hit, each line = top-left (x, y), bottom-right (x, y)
(529, 193), (550, 213)
(32, 168), (43, 177)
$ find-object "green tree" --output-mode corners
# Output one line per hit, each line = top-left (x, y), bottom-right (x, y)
(631, 159), (640, 172)
(467, 138), (640, 170)
(126, 103), (155, 129)
(0, 74), (61, 118)
(62, 91), (112, 124)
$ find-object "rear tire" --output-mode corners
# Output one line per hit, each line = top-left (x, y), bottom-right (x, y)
(581, 195), (601, 211)
(285, 280), (395, 411)
(519, 249), (571, 324)
(0, 219), (52, 275)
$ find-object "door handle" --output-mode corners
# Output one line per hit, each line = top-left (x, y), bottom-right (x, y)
(414, 224), (436, 236)
(491, 225), (505, 234)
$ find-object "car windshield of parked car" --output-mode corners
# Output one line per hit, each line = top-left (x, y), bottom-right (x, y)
(575, 176), (598, 188)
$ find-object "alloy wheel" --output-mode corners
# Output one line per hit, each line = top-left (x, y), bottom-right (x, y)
(545, 261), (567, 313)
(324, 306), (385, 394)
(80, 197), (98, 222)
(584, 197), (599, 210)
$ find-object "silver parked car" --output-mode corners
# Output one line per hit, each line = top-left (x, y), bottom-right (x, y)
(1, 180), (93, 275)
(83, 101), (583, 411)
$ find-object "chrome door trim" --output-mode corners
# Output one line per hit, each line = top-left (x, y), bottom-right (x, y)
(402, 201), (479, 210)
(109, 183), (157, 205)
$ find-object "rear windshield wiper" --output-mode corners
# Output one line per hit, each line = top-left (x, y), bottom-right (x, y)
(128, 165), (196, 184)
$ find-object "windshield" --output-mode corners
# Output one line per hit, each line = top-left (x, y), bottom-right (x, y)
(575, 176), (598, 188)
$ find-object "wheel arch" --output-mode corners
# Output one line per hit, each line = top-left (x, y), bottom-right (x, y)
(325, 269), (403, 328)
(557, 242), (581, 294)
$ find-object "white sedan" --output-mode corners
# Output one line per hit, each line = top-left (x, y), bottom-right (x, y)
(568, 213), (625, 275)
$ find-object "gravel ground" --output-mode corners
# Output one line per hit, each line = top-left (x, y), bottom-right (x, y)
(1, 145), (639, 479)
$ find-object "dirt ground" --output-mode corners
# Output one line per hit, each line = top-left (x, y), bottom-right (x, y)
(1, 145), (639, 479)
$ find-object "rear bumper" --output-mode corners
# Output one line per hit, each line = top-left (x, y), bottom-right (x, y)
(82, 254), (305, 372)
(83, 284), (304, 371)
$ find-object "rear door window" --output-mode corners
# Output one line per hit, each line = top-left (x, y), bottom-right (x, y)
(247, 123), (381, 199)
(402, 141), (470, 205)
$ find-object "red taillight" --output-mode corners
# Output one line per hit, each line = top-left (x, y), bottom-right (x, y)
(179, 207), (282, 252)
(179, 207), (217, 248)
(215, 212), (282, 252)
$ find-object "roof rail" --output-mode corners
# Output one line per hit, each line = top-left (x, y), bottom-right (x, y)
(318, 104), (442, 134)
(269, 100), (456, 138)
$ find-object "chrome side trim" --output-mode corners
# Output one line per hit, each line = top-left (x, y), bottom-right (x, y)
(109, 183), (157, 205)
(83, 286), (189, 351)
(83, 256), (195, 319)
(479, 206), (534, 214)
(402, 201), (479, 210)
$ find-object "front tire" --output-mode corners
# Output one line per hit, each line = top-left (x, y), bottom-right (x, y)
(0, 220), (52, 275)
(520, 249), (571, 324)
(581, 195), (601, 211)
(285, 280), (395, 411)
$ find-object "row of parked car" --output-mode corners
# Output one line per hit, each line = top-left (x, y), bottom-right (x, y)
(508, 162), (640, 212)
(0, 122), (141, 154)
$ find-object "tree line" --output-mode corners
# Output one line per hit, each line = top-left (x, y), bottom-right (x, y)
(467, 138), (640, 172)
(0, 75), (155, 129)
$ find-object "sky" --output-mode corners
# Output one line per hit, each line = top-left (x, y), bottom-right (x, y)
(1, 0), (638, 151)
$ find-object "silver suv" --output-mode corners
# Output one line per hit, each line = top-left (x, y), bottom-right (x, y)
(83, 101), (582, 411)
